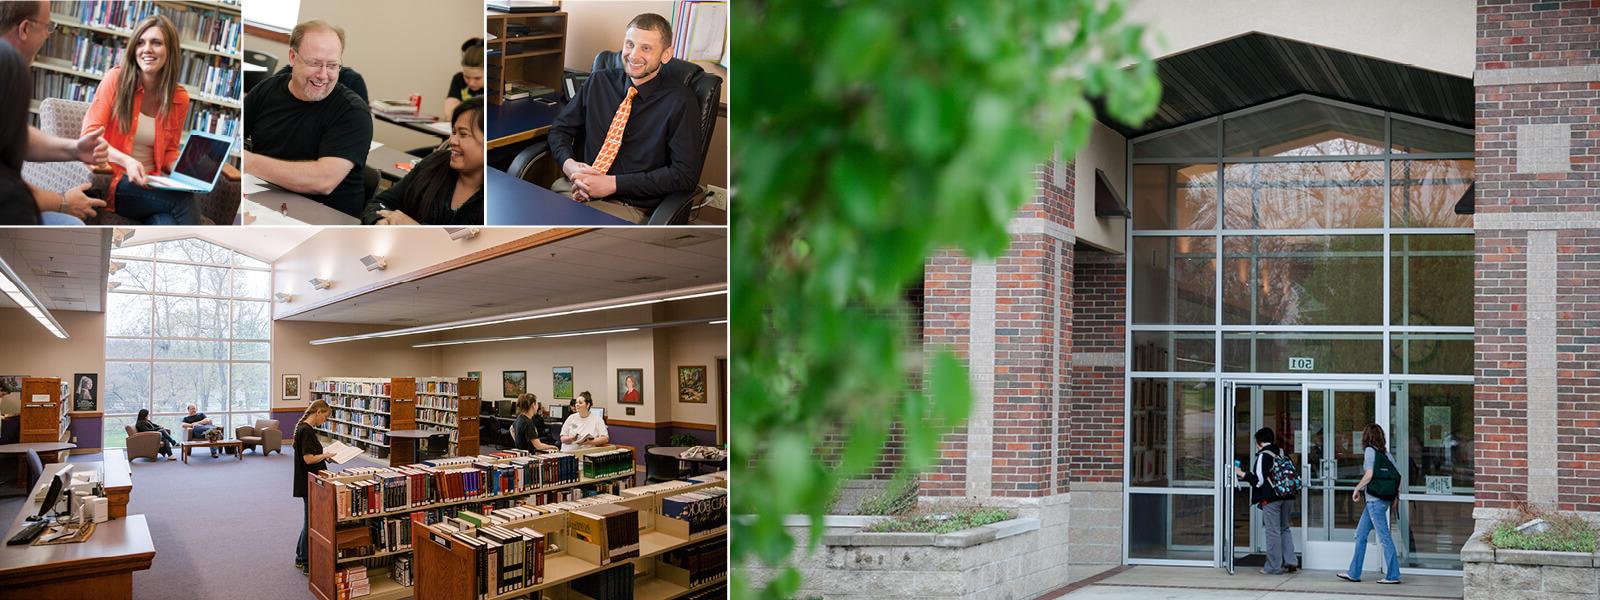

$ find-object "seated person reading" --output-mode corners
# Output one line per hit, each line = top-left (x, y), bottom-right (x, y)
(547, 13), (702, 224)
(362, 97), (484, 225)
(242, 20), (371, 218)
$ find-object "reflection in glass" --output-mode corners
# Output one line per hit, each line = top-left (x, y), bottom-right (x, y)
(1224, 100), (1386, 157)
(1129, 379), (1214, 488)
(1223, 162), (1385, 229)
(104, 362), (150, 415)
(1392, 335), (1472, 375)
(1223, 236), (1383, 326)
(1129, 493), (1214, 560)
(1132, 237), (1216, 325)
(1390, 160), (1473, 228)
(1132, 164), (1218, 230)
(1134, 121), (1217, 159)
(1392, 234), (1472, 326)
(1392, 119), (1473, 154)
(1131, 332), (1215, 372)
(1223, 333), (1382, 374)
(1399, 384), (1474, 494)
(1402, 500), (1473, 569)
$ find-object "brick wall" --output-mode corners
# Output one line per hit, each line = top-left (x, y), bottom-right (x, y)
(1473, 231), (1530, 509)
(923, 249), (974, 496)
(988, 234), (1069, 497)
(1069, 250), (1127, 488)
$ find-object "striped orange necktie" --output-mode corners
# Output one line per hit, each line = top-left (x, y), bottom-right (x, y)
(591, 86), (638, 174)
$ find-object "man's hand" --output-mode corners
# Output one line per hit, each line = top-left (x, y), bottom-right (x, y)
(61, 183), (105, 219)
(571, 172), (616, 200)
(77, 128), (108, 166)
(374, 209), (419, 226)
(562, 159), (599, 180)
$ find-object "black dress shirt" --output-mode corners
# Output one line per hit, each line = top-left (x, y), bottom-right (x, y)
(548, 68), (702, 210)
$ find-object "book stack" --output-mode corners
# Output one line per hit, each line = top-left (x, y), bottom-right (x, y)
(569, 504), (641, 565)
(324, 451), (592, 518)
(579, 447), (635, 479)
(390, 555), (414, 587)
(619, 480), (692, 498)
(335, 565), (370, 599)
(661, 536), (726, 588)
(687, 471), (728, 484)
(661, 487), (728, 536)
(569, 563), (635, 600)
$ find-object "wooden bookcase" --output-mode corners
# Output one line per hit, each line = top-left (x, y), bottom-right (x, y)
(414, 377), (481, 458)
(19, 377), (69, 445)
(312, 377), (417, 461)
(306, 446), (640, 600)
(413, 479), (728, 600)
(485, 9), (568, 105)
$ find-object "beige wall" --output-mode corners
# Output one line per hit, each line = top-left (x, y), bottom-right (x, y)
(270, 320), (440, 409)
(244, 0), (485, 151)
(0, 309), (106, 413)
(661, 323), (724, 425)
(1073, 123), (1129, 253)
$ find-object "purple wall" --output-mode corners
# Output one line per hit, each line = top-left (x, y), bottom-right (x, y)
(607, 424), (656, 464)
(69, 415), (102, 450)
(272, 409), (302, 439)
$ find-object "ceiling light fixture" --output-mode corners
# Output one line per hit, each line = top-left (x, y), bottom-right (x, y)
(310, 278), (334, 291)
(111, 228), (135, 248)
(409, 317), (722, 348)
(360, 255), (387, 272)
(108, 261), (125, 275)
(275, 292), (294, 303)
(709, 319), (727, 325)
(107, 282), (122, 291)
(446, 227), (480, 241)
(308, 283), (727, 345)
(0, 256), (68, 339)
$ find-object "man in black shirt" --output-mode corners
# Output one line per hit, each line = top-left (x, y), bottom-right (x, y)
(548, 13), (702, 224)
(181, 403), (219, 457)
(242, 20), (371, 217)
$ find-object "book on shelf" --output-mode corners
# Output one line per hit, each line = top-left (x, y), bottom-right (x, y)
(568, 503), (640, 565)
(335, 565), (370, 599)
(661, 536), (726, 588)
(579, 447), (633, 479)
(570, 563), (634, 600)
(437, 523), (549, 598)
(390, 555), (414, 587)
(315, 380), (393, 397)
(661, 487), (728, 536)
(321, 450), (596, 518)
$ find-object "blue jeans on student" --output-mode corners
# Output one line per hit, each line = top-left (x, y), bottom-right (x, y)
(114, 179), (200, 225)
(1347, 496), (1402, 581)
(40, 211), (84, 225)
(296, 496), (308, 565)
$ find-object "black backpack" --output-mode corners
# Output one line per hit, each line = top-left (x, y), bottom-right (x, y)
(1367, 450), (1401, 500)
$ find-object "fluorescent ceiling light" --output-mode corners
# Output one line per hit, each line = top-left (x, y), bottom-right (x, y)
(311, 283), (727, 345)
(709, 319), (727, 325)
(541, 327), (639, 338)
(409, 317), (722, 348)
(0, 256), (68, 339)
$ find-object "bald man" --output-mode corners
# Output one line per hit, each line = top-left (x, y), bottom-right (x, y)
(1, 0), (108, 224)
(242, 20), (372, 217)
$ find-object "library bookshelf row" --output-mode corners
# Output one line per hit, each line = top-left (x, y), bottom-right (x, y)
(312, 376), (481, 462)
(306, 446), (727, 600)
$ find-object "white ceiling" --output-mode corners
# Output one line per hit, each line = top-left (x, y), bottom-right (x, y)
(119, 227), (318, 263)
(0, 229), (110, 313)
(280, 228), (727, 326)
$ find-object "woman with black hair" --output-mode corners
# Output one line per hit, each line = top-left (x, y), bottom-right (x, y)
(134, 408), (178, 459)
(444, 37), (484, 116)
(0, 41), (40, 225)
(362, 96), (484, 225)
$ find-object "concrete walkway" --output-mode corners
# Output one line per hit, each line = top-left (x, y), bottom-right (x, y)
(1053, 565), (1463, 600)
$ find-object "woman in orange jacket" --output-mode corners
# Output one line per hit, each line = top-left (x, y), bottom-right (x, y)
(81, 14), (199, 224)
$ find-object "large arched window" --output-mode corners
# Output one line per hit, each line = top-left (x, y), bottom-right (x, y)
(102, 238), (272, 448)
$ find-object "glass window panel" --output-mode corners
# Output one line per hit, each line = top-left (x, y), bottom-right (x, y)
(233, 301), (270, 340)
(104, 362), (150, 415)
(1132, 237), (1216, 325)
(1399, 383), (1473, 495)
(155, 297), (229, 338)
(1133, 121), (1217, 159)
(1223, 100), (1386, 157)
(1392, 119), (1473, 154)
(231, 363), (270, 411)
(111, 243), (154, 258)
(1129, 379), (1214, 487)
(106, 338), (150, 359)
(106, 293), (152, 337)
(1392, 234), (1473, 326)
(1131, 332), (1215, 372)
(1391, 160), (1473, 228)
(109, 259), (153, 292)
(154, 339), (228, 360)
(230, 269), (270, 299)
(1402, 500), (1472, 570)
(1392, 335), (1473, 375)
(102, 415), (135, 449)
(1223, 236), (1383, 326)
(156, 238), (234, 264)
(1222, 333), (1382, 374)
(1128, 493), (1214, 560)
(232, 342), (270, 361)
(156, 263), (230, 296)
(1223, 162), (1385, 229)
(233, 253), (269, 269)
(1132, 164), (1217, 230)
(152, 362), (228, 415)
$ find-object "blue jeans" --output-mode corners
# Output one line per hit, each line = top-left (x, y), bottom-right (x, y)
(1347, 496), (1402, 581)
(296, 496), (308, 565)
(40, 211), (84, 225)
(114, 178), (200, 225)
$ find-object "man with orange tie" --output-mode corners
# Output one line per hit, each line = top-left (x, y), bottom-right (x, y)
(547, 13), (701, 224)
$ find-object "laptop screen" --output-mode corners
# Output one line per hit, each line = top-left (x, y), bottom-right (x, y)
(172, 135), (229, 182)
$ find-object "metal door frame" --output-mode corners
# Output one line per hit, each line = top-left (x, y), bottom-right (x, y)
(1300, 380), (1388, 572)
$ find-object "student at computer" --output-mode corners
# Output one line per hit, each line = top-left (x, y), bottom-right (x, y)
(547, 13), (702, 223)
(242, 20), (371, 218)
(363, 96), (484, 225)
(444, 37), (484, 116)
(81, 15), (200, 225)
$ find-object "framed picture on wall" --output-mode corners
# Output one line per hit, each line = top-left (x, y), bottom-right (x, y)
(503, 371), (527, 399)
(283, 374), (301, 400)
(677, 366), (707, 403)
(72, 373), (97, 411)
(617, 368), (643, 405)
(467, 371), (482, 380)
(552, 367), (573, 399)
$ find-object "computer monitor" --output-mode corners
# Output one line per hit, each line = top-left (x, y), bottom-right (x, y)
(590, 407), (604, 421)
(496, 401), (517, 419)
(548, 404), (569, 420)
(32, 471), (65, 521)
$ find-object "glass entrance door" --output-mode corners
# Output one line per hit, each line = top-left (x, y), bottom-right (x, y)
(1300, 381), (1389, 571)
(1222, 382), (1303, 574)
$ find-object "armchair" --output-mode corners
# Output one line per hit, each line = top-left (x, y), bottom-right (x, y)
(124, 425), (163, 462)
(236, 419), (283, 455)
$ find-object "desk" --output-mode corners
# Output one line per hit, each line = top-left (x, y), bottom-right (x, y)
(485, 167), (629, 225)
(373, 109), (450, 138)
(0, 463), (155, 600)
(243, 62), (267, 73)
(647, 446), (727, 474)
(238, 176), (360, 225)
(487, 95), (562, 149)
(368, 145), (420, 182)
(386, 429), (448, 466)
(0, 442), (76, 489)
(97, 450), (132, 519)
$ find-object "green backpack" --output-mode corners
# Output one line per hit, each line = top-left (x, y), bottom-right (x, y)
(1367, 450), (1401, 499)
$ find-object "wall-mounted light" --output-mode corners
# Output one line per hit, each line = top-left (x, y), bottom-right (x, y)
(111, 228), (135, 248)
(446, 227), (480, 241)
(275, 292), (294, 303)
(107, 282), (122, 291)
(310, 278), (334, 291)
(108, 261), (125, 275)
(360, 255), (387, 272)
(0, 256), (67, 339)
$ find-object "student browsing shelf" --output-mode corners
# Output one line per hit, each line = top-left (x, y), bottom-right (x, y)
(81, 15), (201, 225)
(363, 96), (484, 225)
(444, 37), (484, 116)
(293, 400), (335, 575)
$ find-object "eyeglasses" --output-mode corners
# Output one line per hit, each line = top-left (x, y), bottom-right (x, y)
(297, 55), (340, 72)
(25, 18), (57, 36)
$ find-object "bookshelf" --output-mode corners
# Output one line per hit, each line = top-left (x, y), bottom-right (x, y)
(413, 477), (728, 600)
(312, 377), (416, 460)
(35, 0), (243, 151)
(19, 377), (70, 445)
(485, 9), (567, 105)
(305, 446), (641, 600)
(414, 377), (482, 458)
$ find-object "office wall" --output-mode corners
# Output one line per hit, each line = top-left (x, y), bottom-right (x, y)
(269, 320), (441, 411)
(662, 323), (723, 426)
(0, 309), (107, 407)
(244, 0), (485, 151)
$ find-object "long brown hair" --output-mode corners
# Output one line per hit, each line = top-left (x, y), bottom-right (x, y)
(297, 399), (331, 430)
(1362, 423), (1388, 452)
(112, 15), (182, 135)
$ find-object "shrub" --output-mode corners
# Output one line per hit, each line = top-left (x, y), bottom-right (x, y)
(862, 509), (1014, 535)
(1488, 504), (1597, 553)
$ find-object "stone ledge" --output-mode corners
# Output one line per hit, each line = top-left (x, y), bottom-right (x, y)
(1496, 549), (1595, 568)
(782, 514), (893, 528)
(815, 518), (1042, 549)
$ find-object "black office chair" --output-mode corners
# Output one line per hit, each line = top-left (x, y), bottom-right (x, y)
(507, 52), (722, 225)
(24, 449), (43, 490)
(643, 444), (686, 483)
(243, 50), (278, 95)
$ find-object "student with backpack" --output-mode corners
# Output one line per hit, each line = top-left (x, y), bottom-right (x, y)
(1337, 423), (1403, 585)
(1234, 427), (1301, 575)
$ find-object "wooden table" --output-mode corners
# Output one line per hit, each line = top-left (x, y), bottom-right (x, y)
(0, 462), (154, 600)
(0, 442), (77, 489)
(238, 175), (361, 225)
(386, 429), (448, 466)
(180, 440), (243, 464)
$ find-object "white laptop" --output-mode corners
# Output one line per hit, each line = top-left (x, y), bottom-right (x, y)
(144, 131), (234, 192)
